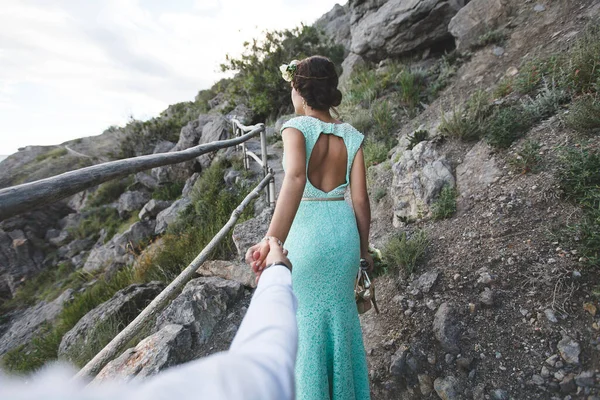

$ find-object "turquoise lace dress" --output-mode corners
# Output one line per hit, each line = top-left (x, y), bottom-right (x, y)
(280, 116), (370, 400)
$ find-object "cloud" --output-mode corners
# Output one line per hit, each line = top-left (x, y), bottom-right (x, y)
(0, 0), (346, 155)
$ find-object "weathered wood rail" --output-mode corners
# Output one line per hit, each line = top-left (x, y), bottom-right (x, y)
(0, 123), (265, 221)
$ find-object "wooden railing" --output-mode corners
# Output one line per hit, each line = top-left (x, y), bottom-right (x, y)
(0, 119), (277, 378)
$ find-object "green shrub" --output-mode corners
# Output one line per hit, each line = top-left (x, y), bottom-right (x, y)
(69, 207), (122, 242)
(397, 68), (427, 109)
(565, 94), (600, 135)
(35, 147), (68, 162)
(152, 182), (184, 201)
(562, 23), (600, 94)
(363, 139), (390, 168)
(494, 77), (514, 98)
(406, 129), (428, 150)
(485, 105), (531, 149)
(557, 146), (600, 209)
(558, 145), (600, 266)
(383, 230), (428, 275)
(440, 91), (491, 141)
(371, 100), (397, 144)
(221, 25), (344, 121)
(345, 108), (371, 134)
(514, 59), (545, 95)
(520, 82), (568, 123)
(475, 29), (506, 48)
(432, 185), (458, 220)
(509, 140), (542, 174)
(87, 177), (133, 208)
(345, 67), (381, 107)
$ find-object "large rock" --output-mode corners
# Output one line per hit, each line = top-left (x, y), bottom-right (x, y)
(456, 142), (502, 210)
(339, 53), (366, 88)
(349, 0), (466, 61)
(152, 140), (175, 154)
(197, 260), (255, 288)
(448, 0), (512, 51)
(315, 3), (352, 52)
(225, 104), (255, 126)
(433, 302), (461, 354)
(83, 220), (156, 273)
(93, 324), (193, 383)
(139, 199), (173, 221)
(134, 172), (160, 190)
(154, 198), (192, 235)
(117, 191), (151, 218)
(391, 141), (454, 226)
(58, 282), (164, 360)
(232, 207), (273, 261)
(0, 203), (71, 300)
(0, 289), (73, 355)
(155, 277), (245, 348)
(152, 115), (230, 184)
(57, 238), (95, 259)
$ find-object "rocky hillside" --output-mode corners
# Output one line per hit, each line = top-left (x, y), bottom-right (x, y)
(2, 0), (600, 399)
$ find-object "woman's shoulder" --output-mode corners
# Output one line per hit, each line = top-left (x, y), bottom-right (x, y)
(280, 116), (315, 134)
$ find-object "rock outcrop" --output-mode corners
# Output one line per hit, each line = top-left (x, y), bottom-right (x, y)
(390, 141), (455, 225)
(349, 0), (466, 61)
(448, 0), (512, 50)
(152, 115), (230, 184)
(83, 220), (156, 273)
(315, 3), (352, 52)
(93, 324), (193, 383)
(0, 289), (73, 355)
(58, 282), (164, 361)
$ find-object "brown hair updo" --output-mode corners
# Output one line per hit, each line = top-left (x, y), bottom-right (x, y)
(292, 56), (342, 111)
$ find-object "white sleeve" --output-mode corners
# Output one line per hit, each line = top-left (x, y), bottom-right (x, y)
(134, 265), (298, 400)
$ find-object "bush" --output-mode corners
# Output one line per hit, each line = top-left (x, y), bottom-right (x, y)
(562, 23), (600, 94)
(493, 78), (514, 98)
(565, 94), (600, 135)
(432, 185), (458, 220)
(440, 90), (491, 141)
(371, 100), (397, 144)
(152, 182), (185, 201)
(406, 129), (428, 150)
(363, 139), (390, 168)
(509, 140), (542, 174)
(475, 29), (507, 48)
(383, 230), (428, 275)
(345, 67), (382, 107)
(87, 177), (133, 208)
(397, 68), (427, 109)
(520, 81), (568, 123)
(68, 207), (122, 242)
(558, 145), (600, 267)
(485, 105), (531, 149)
(221, 25), (344, 121)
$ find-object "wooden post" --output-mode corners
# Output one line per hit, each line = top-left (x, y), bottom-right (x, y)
(75, 173), (273, 380)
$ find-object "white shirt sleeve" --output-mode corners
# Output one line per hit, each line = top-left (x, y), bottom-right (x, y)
(135, 264), (298, 400)
(0, 265), (298, 400)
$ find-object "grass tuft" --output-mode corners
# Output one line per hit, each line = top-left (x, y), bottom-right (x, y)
(509, 140), (542, 174)
(383, 230), (428, 276)
(432, 185), (458, 220)
(565, 94), (600, 135)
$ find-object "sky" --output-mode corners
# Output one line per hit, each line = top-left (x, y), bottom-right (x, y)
(0, 0), (345, 156)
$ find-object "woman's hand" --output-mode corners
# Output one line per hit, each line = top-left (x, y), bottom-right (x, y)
(245, 241), (271, 273)
(361, 252), (374, 274)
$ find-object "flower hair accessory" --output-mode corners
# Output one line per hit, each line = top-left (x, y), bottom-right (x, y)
(279, 59), (332, 82)
(279, 60), (299, 82)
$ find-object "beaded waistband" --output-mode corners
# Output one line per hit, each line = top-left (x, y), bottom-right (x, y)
(301, 196), (345, 201)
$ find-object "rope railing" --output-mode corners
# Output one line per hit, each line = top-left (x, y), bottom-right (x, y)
(75, 172), (274, 379)
(0, 124), (266, 221)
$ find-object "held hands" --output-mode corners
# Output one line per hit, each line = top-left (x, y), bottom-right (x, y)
(245, 237), (291, 284)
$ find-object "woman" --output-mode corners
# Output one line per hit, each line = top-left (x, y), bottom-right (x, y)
(245, 55), (372, 400)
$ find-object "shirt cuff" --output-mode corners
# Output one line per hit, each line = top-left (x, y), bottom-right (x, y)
(257, 264), (292, 288)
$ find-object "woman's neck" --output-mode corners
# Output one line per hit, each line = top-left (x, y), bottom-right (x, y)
(303, 109), (336, 123)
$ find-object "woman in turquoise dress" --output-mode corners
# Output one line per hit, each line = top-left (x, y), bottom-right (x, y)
(245, 55), (372, 400)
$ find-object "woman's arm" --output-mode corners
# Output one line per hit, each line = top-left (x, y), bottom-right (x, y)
(249, 127), (306, 269)
(350, 147), (371, 258)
